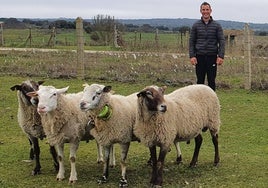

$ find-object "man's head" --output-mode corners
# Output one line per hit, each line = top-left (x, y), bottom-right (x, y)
(200, 2), (212, 21)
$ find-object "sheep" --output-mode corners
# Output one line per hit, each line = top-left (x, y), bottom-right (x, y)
(134, 84), (221, 187)
(27, 85), (114, 184)
(10, 80), (59, 175)
(79, 83), (139, 187)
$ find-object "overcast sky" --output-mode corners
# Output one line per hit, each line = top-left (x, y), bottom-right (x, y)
(1, 0), (267, 24)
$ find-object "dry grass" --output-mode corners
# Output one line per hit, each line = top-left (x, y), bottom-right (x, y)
(0, 48), (267, 90)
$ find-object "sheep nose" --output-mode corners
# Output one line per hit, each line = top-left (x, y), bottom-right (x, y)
(37, 106), (46, 113)
(160, 104), (167, 112)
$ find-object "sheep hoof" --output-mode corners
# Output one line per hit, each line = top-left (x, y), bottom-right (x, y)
(119, 178), (128, 187)
(189, 163), (197, 168)
(189, 162), (197, 168)
(98, 176), (107, 184)
(151, 184), (162, 188)
(32, 169), (41, 176)
(57, 177), (64, 181)
(176, 156), (182, 164)
(97, 160), (104, 164)
(147, 159), (153, 166)
(69, 180), (76, 184)
(214, 162), (220, 167)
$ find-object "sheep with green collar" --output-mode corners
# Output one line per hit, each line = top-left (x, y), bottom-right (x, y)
(80, 83), (138, 187)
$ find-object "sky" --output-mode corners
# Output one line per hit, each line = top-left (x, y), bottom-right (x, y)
(0, 0), (267, 24)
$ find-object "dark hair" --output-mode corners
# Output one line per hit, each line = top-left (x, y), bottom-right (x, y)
(200, 2), (211, 9)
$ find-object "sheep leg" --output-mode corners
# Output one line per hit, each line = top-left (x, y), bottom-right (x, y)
(56, 143), (65, 181)
(69, 142), (79, 184)
(109, 144), (116, 167)
(49, 145), (59, 172)
(119, 143), (130, 187)
(212, 134), (220, 166)
(98, 145), (112, 184)
(174, 141), (182, 164)
(29, 136), (41, 175)
(157, 147), (168, 187)
(149, 146), (157, 185)
(28, 138), (34, 160)
(96, 141), (104, 163)
(147, 155), (153, 166)
(190, 134), (203, 167)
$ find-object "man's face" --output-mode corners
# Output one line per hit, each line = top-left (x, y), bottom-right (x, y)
(200, 5), (212, 20)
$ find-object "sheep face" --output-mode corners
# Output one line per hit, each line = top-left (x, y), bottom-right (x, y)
(28, 86), (69, 114)
(10, 80), (44, 106)
(80, 84), (111, 111)
(137, 86), (167, 112)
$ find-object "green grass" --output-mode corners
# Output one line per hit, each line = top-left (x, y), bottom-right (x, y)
(0, 76), (267, 188)
(2, 29), (186, 52)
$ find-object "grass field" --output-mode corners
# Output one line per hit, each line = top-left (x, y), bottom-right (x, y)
(1, 29), (196, 52)
(0, 76), (267, 188)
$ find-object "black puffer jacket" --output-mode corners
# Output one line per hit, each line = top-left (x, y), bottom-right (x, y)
(189, 17), (225, 59)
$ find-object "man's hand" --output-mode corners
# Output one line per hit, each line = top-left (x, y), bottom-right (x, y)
(216, 57), (224, 65)
(190, 57), (197, 65)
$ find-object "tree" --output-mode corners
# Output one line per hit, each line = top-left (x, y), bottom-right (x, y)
(48, 20), (75, 29)
(140, 24), (154, 33)
(88, 15), (117, 46)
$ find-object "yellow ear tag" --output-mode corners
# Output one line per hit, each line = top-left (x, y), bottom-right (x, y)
(97, 105), (112, 120)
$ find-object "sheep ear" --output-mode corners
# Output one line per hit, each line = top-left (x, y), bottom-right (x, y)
(10, 85), (21, 91)
(160, 86), (167, 94)
(103, 86), (112, 93)
(38, 81), (44, 85)
(137, 90), (145, 97)
(57, 86), (69, 94)
(82, 83), (89, 87)
(27, 91), (38, 97)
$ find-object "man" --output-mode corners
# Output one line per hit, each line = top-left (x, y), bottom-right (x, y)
(189, 2), (225, 91)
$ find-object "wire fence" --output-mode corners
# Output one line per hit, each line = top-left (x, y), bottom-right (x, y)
(0, 22), (267, 90)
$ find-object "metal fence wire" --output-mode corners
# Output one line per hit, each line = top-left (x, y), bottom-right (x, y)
(0, 23), (267, 90)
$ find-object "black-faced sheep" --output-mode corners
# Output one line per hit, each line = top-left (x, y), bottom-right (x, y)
(10, 80), (59, 175)
(79, 83), (138, 187)
(27, 85), (112, 184)
(134, 84), (221, 187)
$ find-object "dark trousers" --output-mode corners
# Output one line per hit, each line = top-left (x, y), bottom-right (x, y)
(196, 55), (217, 91)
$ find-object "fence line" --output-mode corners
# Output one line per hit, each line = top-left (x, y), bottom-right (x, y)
(0, 20), (267, 90)
(243, 23), (252, 90)
(76, 17), (85, 79)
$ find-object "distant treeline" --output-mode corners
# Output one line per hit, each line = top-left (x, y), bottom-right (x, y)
(0, 16), (193, 33)
(0, 17), (267, 36)
(0, 17), (190, 33)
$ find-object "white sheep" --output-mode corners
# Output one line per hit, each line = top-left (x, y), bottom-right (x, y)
(79, 83), (138, 187)
(134, 84), (221, 187)
(27, 85), (113, 184)
(10, 80), (59, 175)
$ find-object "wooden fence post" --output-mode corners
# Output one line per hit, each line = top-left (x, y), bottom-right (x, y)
(243, 23), (252, 90)
(76, 17), (85, 79)
(25, 28), (32, 47)
(48, 27), (56, 47)
(0, 22), (3, 46)
(155, 28), (159, 49)
(114, 24), (119, 48)
(185, 31), (189, 49)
